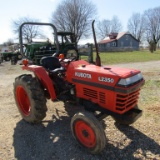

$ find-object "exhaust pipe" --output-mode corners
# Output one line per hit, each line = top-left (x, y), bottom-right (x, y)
(92, 20), (101, 67)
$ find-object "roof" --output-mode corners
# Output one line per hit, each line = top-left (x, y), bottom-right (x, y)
(98, 31), (129, 44)
(98, 39), (115, 44)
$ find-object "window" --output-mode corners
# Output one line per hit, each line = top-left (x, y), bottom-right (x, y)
(126, 35), (128, 40)
(130, 41), (132, 47)
(112, 42), (116, 47)
(107, 43), (110, 47)
(121, 41), (123, 47)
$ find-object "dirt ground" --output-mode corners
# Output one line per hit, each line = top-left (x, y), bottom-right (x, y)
(0, 61), (160, 160)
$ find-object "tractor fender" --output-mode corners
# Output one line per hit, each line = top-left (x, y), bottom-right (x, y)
(22, 65), (56, 100)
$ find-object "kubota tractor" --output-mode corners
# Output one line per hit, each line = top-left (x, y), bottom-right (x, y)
(13, 21), (145, 154)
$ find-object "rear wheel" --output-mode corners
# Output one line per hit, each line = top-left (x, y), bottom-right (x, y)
(5, 56), (10, 61)
(17, 53), (22, 60)
(66, 49), (77, 58)
(13, 74), (47, 123)
(71, 111), (106, 154)
(11, 56), (17, 65)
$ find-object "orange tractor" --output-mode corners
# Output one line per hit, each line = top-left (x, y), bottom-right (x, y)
(13, 21), (145, 154)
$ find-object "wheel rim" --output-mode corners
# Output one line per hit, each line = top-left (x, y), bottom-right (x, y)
(75, 120), (96, 148)
(16, 86), (31, 116)
(18, 55), (22, 59)
(66, 49), (78, 59)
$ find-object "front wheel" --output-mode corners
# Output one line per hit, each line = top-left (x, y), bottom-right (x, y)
(5, 56), (11, 61)
(13, 74), (47, 123)
(71, 111), (106, 154)
(65, 49), (78, 60)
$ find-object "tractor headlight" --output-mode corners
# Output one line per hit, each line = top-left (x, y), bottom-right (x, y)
(117, 73), (143, 87)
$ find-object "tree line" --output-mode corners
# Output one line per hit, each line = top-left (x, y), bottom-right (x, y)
(128, 7), (160, 52)
(6, 0), (160, 52)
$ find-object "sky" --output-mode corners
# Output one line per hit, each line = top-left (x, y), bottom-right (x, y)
(0, 0), (160, 44)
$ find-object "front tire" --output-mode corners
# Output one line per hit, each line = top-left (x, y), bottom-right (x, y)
(13, 74), (47, 123)
(71, 111), (106, 154)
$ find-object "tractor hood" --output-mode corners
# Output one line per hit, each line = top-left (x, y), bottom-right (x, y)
(66, 60), (143, 87)
(75, 65), (140, 79)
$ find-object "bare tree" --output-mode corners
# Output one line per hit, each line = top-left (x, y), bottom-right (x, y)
(97, 16), (122, 40)
(127, 13), (145, 42)
(2, 39), (15, 51)
(97, 20), (111, 39)
(111, 16), (123, 33)
(51, 0), (97, 45)
(3, 39), (14, 46)
(12, 17), (42, 43)
(143, 7), (160, 51)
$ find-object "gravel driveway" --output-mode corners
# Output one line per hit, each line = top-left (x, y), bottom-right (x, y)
(0, 61), (160, 160)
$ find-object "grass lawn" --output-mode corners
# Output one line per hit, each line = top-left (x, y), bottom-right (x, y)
(100, 50), (160, 64)
(81, 50), (160, 65)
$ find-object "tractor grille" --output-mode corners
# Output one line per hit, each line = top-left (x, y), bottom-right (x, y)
(83, 88), (106, 104)
(116, 89), (140, 111)
(99, 92), (105, 104)
(83, 88), (97, 99)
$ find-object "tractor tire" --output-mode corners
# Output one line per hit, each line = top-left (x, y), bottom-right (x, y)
(65, 48), (78, 60)
(1, 57), (4, 62)
(13, 74), (47, 123)
(17, 53), (22, 60)
(71, 111), (106, 154)
(11, 56), (17, 65)
(5, 56), (11, 61)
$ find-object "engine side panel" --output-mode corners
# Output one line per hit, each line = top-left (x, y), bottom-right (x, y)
(66, 60), (144, 114)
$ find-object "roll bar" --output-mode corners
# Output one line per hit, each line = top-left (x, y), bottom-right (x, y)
(19, 22), (59, 58)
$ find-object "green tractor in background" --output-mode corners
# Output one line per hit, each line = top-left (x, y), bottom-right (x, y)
(1, 50), (22, 63)
(23, 31), (78, 65)
(19, 22), (79, 65)
(23, 41), (55, 65)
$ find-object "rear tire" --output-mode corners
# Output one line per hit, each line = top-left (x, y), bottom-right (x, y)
(71, 111), (106, 154)
(13, 74), (47, 123)
(17, 54), (22, 60)
(11, 56), (17, 65)
(5, 56), (10, 61)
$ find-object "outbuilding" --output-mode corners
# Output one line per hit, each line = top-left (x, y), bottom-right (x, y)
(98, 32), (139, 52)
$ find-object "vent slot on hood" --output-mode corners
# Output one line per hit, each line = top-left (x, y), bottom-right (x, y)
(83, 88), (97, 99)
(99, 92), (106, 104)
(83, 88), (106, 104)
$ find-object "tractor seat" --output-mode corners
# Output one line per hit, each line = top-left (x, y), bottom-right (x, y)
(40, 56), (65, 74)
